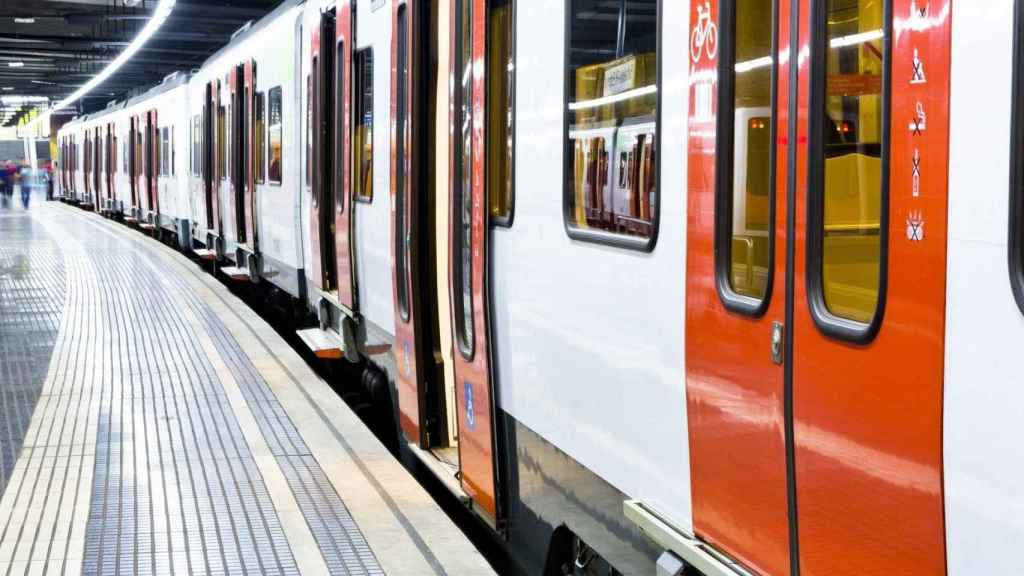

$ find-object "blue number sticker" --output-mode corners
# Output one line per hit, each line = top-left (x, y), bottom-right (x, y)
(464, 381), (475, 430)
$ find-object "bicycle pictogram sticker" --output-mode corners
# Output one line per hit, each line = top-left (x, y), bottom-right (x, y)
(691, 2), (719, 63)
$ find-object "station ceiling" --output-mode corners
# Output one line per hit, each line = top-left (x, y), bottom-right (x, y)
(0, 0), (281, 127)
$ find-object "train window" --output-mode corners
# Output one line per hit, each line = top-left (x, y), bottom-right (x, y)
(354, 49), (374, 203)
(395, 5), (410, 321)
(226, 105), (232, 180)
(193, 115), (201, 177)
(488, 0), (514, 224)
(716, 0), (776, 312)
(255, 91), (266, 184)
(218, 105), (227, 180)
(809, 0), (889, 336)
(162, 127), (171, 176)
(565, 0), (659, 251)
(269, 86), (283, 185)
(336, 41), (347, 211)
(453, 0), (475, 356)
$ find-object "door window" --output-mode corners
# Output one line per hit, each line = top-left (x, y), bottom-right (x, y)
(268, 86), (283, 185)
(336, 41), (347, 211)
(453, 0), (475, 357)
(717, 0), (776, 311)
(487, 0), (514, 224)
(354, 49), (374, 203)
(255, 92), (266, 184)
(565, 0), (659, 250)
(810, 0), (889, 332)
(395, 6), (410, 322)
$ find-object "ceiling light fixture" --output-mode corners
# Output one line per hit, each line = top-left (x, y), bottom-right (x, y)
(14, 18), (36, 24)
(25, 0), (176, 130)
(8, 62), (24, 68)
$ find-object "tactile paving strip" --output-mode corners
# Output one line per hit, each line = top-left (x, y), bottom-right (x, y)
(0, 206), (299, 576)
(0, 210), (64, 497)
(75, 226), (300, 576)
(136, 235), (385, 576)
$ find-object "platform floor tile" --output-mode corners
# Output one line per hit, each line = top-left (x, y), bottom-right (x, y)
(0, 200), (494, 576)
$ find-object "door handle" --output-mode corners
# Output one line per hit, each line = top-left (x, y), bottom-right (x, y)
(771, 321), (784, 365)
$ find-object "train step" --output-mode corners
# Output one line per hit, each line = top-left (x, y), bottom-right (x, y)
(296, 327), (346, 360)
(220, 265), (252, 281)
(193, 248), (218, 261)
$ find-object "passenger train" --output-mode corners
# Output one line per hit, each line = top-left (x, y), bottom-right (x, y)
(53, 0), (1024, 574)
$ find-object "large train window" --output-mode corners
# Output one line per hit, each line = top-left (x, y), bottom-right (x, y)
(268, 86), (283, 185)
(354, 48), (374, 203)
(255, 92), (265, 184)
(453, 0), (475, 357)
(716, 0), (776, 313)
(488, 0), (514, 224)
(808, 0), (889, 339)
(564, 0), (659, 251)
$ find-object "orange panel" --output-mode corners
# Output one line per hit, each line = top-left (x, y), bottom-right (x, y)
(790, 1), (949, 574)
(392, 0), (425, 444)
(685, 0), (792, 574)
(335, 0), (357, 311)
(449, 0), (498, 521)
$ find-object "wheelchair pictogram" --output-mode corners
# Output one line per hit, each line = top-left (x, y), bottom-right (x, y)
(691, 2), (719, 63)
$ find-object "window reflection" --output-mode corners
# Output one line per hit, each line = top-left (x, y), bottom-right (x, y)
(726, 0), (774, 301)
(567, 0), (658, 243)
(821, 0), (885, 323)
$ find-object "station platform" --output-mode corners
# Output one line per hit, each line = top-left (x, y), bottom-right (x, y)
(0, 194), (495, 575)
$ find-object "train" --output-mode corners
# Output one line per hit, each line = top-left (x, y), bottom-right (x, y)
(52, 0), (1024, 574)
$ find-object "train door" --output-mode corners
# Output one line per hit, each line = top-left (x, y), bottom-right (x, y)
(148, 109), (160, 224)
(105, 124), (113, 205)
(684, 0), (951, 574)
(390, 0), (504, 527)
(309, 9), (338, 295)
(94, 127), (102, 209)
(334, 0), (357, 312)
(129, 116), (138, 215)
(202, 79), (223, 256)
(228, 66), (243, 253)
(447, 0), (502, 524)
(82, 132), (90, 204)
(242, 59), (257, 254)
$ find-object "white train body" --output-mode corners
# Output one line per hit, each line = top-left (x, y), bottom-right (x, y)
(52, 0), (1024, 574)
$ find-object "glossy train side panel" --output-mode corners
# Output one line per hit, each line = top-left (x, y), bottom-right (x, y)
(790, 0), (949, 573)
(449, 0), (498, 520)
(490, 0), (693, 534)
(684, 0), (792, 572)
(944, 0), (1024, 573)
(352, 0), (397, 350)
(335, 0), (357, 311)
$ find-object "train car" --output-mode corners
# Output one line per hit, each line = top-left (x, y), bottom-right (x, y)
(51, 0), (1024, 574)
(186, 0), (306, 295)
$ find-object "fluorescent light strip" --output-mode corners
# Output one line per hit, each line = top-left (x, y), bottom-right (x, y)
(569, 85), (657, 111)
(736, 56), (773, 74)
(830, 28), (883, 48)
(26, 0), (176, 129)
